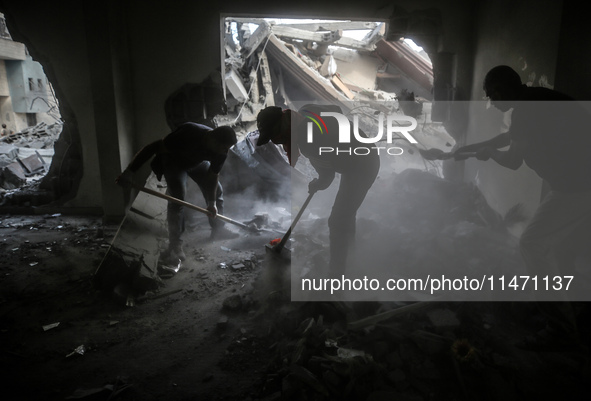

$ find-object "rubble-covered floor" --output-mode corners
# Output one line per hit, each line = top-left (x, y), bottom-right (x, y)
(1, 210), (590, 400)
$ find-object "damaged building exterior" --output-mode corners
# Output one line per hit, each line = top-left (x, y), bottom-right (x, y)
(1, 0), (590, 400)
(0, 12), (62, 197)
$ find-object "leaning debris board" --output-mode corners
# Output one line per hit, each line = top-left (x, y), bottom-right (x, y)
(94, 173), (168, 297)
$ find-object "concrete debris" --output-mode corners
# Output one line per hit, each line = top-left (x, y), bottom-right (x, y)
(42, 322), (60, 331)
(66, 344), (86, 358)
(0, 121), (62, 148)
(18, 152), (46, 176)
(222, 17), (435, 143)
(225, 68), (249, 102)
(0, 144), (18, 167)
(0, 123), (57, 190)
(0, 161), (27, 189)
(94, 174), (167, 298)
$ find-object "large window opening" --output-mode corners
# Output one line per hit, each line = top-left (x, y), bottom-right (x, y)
(220, 16), (454, 179)
(0, 12), (62, 205)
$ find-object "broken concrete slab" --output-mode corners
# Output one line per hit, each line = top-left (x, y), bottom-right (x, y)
(225, 68), (249, 102)
(94, 173), (168, 295)
(0, 144), (18, 165)
(0, 161), (26, 189)
(265, 34), (350, 105)
(18, 152), (46, 176)
(375, 39), (433, 93)
(242, 20), (272, 58)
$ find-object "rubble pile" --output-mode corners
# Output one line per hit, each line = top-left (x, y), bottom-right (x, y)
(218, 18), (435, 140)
(224, 299), (536, 401)
(290, 169), (526, 297)
(360, 169), (525, 281)
(0, 121), (62, 148)
(0, 122), (61, 192)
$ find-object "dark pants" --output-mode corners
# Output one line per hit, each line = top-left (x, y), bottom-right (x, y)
(328, 156), (380, 275)
(163, 161), (224, 249)
(519, 190), (591, 337)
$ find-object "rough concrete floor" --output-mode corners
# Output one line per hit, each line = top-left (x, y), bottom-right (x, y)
(0, 213), (284, 400)
(1, 213), (590, 401)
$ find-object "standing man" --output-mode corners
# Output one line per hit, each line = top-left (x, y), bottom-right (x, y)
(117, 122), (238, 265)
(256, 105), (380, 277)
(455, 65), (591, 350)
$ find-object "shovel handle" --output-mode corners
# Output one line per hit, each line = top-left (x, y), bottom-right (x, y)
(275, 191), (315, 252)
(131, 183), (253, 231)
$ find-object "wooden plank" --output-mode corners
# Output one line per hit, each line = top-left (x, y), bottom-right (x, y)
(331, 75), (355, 99)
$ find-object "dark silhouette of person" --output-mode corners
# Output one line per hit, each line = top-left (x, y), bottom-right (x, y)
(256, 105), (380, 277)
(455, 65), (591, 351)
(117, 123), (237, 265)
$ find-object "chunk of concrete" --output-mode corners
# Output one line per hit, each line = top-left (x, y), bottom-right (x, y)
(0, 161), (26, 189)
(224, 68), (249, 102)
(19, 153), (46, 175)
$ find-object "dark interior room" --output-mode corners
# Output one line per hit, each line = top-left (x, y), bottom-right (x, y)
(0, 0), (590, 400)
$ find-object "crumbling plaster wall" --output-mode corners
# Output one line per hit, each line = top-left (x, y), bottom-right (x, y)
(465, 0), (566, 232)
(1, 0), (477, 218)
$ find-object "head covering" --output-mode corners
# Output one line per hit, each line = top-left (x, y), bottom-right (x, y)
(211, 126), (237, 146)
(483, 65), (522, 93)
(256, 106), (283, 146)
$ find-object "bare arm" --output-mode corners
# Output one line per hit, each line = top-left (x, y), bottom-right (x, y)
(455, 132), (511, 154)
(308, 160), (336, 193)
(486, 139), (524, 170)
(127, 140), (164, 172)
(116, 139), (164, 187)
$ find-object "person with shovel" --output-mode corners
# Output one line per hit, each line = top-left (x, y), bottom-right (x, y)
(452, 65), (591, 352)
(256, 105), (380, 277)
(116, 122), (238, 265)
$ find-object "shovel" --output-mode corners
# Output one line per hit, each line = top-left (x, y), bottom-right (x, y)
(268, 190), (315, 256)
(131, 183), (270, 234)
(418, 148), (477, 161)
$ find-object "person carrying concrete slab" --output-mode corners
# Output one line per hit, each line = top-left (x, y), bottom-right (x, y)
(116, 122), (238, 265)
(256, 104), (380, 277)
(454, 65), (591, 352)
